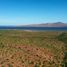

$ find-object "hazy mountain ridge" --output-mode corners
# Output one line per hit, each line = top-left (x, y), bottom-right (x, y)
(23, 22), (67, 27)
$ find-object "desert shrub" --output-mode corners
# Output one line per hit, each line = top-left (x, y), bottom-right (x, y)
(21, 60), (24, 63)
(34, 63), (40, 67)
(2, 65), (4, 67)
(28, 61), (34, 64)
(0, 61), (5, 64)
(57, 32), (67, 67)
(7, 63), (13, 67)
(0, 42), (4, 48)
(42, 64), (45, 67)
(58, 32), (67, 44)
(63, 52), (67, 67)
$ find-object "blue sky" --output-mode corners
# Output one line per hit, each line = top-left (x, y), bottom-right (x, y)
(0, 0), (67, 26)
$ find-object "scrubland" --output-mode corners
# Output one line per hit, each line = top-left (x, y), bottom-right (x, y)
(0, 30), (67, 67)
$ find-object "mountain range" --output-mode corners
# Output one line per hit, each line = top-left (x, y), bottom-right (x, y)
(23, 22), (67, 27)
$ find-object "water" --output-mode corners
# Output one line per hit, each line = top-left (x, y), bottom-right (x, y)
(0, 26), (67, 31)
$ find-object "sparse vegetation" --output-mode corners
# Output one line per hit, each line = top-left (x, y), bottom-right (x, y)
(57, 32), (67, 67)
(0, 30), (66, 67)
(7, 63), (13, 67)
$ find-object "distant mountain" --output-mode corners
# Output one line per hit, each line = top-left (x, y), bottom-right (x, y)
(23, 22), (67, 27)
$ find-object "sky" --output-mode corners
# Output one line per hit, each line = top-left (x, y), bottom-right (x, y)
(0, 0), (67, 26)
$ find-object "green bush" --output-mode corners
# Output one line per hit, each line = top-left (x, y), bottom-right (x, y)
(0, 42), (4, 48)
(7, 63), (13, 67)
